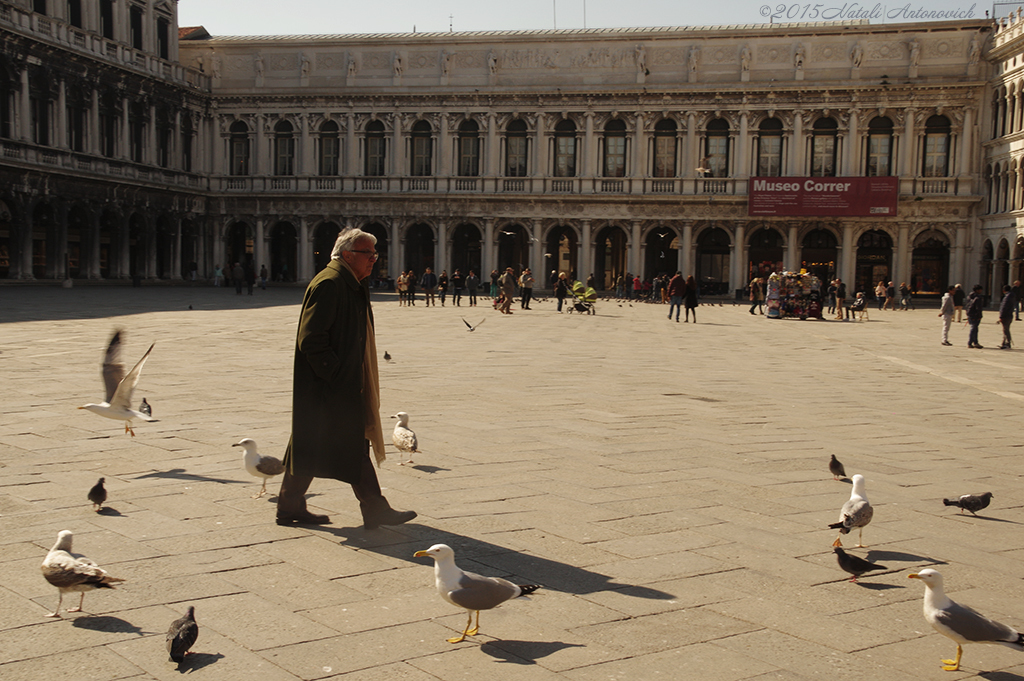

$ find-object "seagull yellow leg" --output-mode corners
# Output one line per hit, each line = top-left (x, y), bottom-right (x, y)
(466, 611), (480, 636)
(67, 593), (85, 613)
(447, 611), (474, 643)
(941, 644), (963, 671)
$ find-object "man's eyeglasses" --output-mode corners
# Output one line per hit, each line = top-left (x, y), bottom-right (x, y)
(348, 250), (379, 260)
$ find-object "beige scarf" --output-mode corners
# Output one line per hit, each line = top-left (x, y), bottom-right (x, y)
(338, 258), (387, 466)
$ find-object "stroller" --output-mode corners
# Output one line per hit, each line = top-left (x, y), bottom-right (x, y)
(568, 281), (598, 314)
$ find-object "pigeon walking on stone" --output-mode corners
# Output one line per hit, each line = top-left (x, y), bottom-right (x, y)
(166, 605), (199, 664)
(829, 454), (846, 480)
(78, 330), (157, 437)
(909, 568), (1024, 671)
(414, 543), (540, 643)
(87, 477), (107, 512)
(139, 398), (151, 417)
(233, 438), (285, 498)
(41, 530), (124, 617)
(392, 412), (418, 465)
(943, 492), (993, 516)
(829, 474), (873, 547)
(834, 547), (886, 582)
(383, 350), (392, 362)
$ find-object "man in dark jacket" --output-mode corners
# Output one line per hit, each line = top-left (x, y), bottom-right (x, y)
(277, 228), (416, 529)
(999, 283), (1016, 349)
(965, 284), (985, 349)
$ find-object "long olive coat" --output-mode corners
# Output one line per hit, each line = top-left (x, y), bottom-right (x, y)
(283, 260), (371, 484)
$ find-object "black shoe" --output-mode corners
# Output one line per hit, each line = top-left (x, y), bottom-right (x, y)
(276, 511), (331, 525)
(941, 341), (952, 346)
(364, 508), (417, 530)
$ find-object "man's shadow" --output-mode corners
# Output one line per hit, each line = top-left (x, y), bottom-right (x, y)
(311, 524), (676, 600)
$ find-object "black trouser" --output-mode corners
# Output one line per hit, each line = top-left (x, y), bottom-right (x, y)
(1002, 318), (1013, 348)
(278, 443), (389, 520)
(521, 288), (533, 309)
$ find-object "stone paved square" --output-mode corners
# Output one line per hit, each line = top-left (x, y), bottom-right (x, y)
(2, 286), (1023, 679)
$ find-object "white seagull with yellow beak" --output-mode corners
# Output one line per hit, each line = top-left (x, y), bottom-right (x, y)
(78, 330), (156, 437)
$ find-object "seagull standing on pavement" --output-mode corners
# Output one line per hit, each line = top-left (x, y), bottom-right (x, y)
(41, 530), (124, 617)
(233, 438), (285, 498)
(392, 412), (418, 465)
(78, 330), (157, 437)
(829, 474), (873, 547)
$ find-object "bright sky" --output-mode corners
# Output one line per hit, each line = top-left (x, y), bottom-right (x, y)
(177, 0), (995, 36)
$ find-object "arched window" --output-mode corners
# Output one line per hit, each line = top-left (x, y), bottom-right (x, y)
(603, 119), (627, 178)
(653, 118), (677, 178)
(811, 117), (837, 177)
(756, 117), (783, 177)
(364, 120), (386, 176)
(229, 120), (250, 176)
(505, 119), (528, 177)
(319, 120), (339, 176)
(274, 120), (295, 176)
(411, 119), (432, 176)
(866, 116), (893, 177)
(922, 115), (951, 177)
(704, 118), (729, 177)
(458, 119), (480, 176)
(554, 118), (577, 177)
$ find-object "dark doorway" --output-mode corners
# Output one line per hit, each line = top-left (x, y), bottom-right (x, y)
(801, 228), (838, 284)
(450, 223), (482, 277)
(645, 227), (679, 281)
(855, 229), (893, 297)
(270, 221), (297, 282)
(747, 226), (784, 281)
(593, 224), (628, 289)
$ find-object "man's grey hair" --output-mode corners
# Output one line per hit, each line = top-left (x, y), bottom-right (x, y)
(331, 227), (377, 259)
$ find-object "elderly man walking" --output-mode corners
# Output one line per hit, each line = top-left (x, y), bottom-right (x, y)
(498, 266), (516, 314)
(277, 228), (417, 530)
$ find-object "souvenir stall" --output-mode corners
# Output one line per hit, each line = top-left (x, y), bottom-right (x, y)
(765, 271), (823, 319)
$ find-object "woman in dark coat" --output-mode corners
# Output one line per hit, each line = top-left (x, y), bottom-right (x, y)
(683, 275), (699, 322)
(554, 272), (569, 312)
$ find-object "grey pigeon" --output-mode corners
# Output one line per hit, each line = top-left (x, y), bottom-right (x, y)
(943, 492), (993, 516)
(383, 350), (392, 361)
(166, 605), (199, 664)
(834, 547), (886, 582)
(139, 398), (151, 417)
(87, 477), (106, 512)
(829, 454), (846, 480)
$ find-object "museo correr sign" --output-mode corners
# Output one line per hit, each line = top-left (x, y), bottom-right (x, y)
(748, 177), (899, 217)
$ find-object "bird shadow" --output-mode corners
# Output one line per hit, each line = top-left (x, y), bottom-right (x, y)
(71, 615), (144, 634)
(956, 515), (1022, 525)
(409, 465), (449, 474)
(979, 672), (1024, 681)
(133, 469), (245, 485)
(319, 524), (677, 601)
(480, 640), (585, 664)
(175, 652), (224, 673)
(855, 581), (903, 591)
(96, 507), (124, 516)
(866, 549), (947, 564)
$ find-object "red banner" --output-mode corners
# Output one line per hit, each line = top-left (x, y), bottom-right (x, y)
(748, 177), (898, 217)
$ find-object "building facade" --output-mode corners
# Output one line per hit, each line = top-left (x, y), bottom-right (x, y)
(1, 0), (1017, 298)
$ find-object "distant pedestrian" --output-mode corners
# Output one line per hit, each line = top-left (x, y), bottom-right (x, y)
(668, 271), (684, 322)
(938, 285), (955, 346)
(214, 263), (223, 287)
(490, 269), (500, 299)
(748, 277), (764, 315)
(189, 261), (198, 282)
(421, 267), (437, 306)
(466, 270), (479, 306)
(999, 283), (1016, 349)
(834, 279), (847, 320)
(884, 281), (895, 310)
(451, 269), (464, 306)
(684, 275), (699, 322)
(498, 267), (516, 314)
(555, 272), (569, 312)
(827, 279), (837, 315)
(1014, 280), (1022, 321)
(519, 268), (535, 309)
(875, 281), (886, 311)
(406, 270), (416, 305)
(232, 262), (244, 295)
(633, 275), (642, 300)
(966, 284), (985, 348)
(623, 272), (632, 300)
(259, 265), (268, 290)
(437, 270), (448, 306)
(899, 282), (911, 310)
(395, 271), (408, 306)
(953, 283), (965, 322)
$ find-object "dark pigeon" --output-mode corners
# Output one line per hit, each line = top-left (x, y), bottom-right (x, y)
(139, 398), (151, 417)
(88, 477), (106, 512)
(943, 492), (993, 516)
(383, 350), (391, 361)
(834, 547), (887, 582)
(166, 605), (198, 664)
(829, 454), (846, 480)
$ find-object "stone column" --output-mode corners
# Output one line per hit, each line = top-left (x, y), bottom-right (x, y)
(300, 113), (312, 175)
(171, 216), (182, 280)
(737, 111), (749, 180)
(681, 221), (693, 276)
(789, 110), (803, 176)
(841, 224), (855, 283)
(391, 113), (403, 177)
(530, 219), (543, 276)
(487, 111), (499, 177)
(120, 95), (130, 159)
(438, 112), (450, 177)
(345, 112), (357, 179)
(632, 111), (645, 189)
(254, 113), (264, 176)
(895, 223), (910, 286)
(845, 107), (859, 176)
(630, 220), (642, 276)
(901, 108), (916, 177)
(298, 216), (311, 281)
(148, 102), (157, 165)
(19, 67), (30, 141)
(391, 219), (402, 276)
(534, 113), (546, 178)
(56, 78), (67, 149)
(579, 220), (592, 283)
(787, 225), (799, 272)
(212, 115), (224, 176)
(732, 223), (746, 294)
(90, 87), (100, 155)
(255, 217), (265, 275)
(584, 111), (596, 182)
(685, 111), (697, 179)
(953, 224), (967, 286)
(958, 106), (973, 179)
(435, 219), (447, 276)
(483, 218), (495, 276)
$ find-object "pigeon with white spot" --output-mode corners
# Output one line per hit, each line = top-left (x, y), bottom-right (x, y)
(41, 530), (124, 617)
(414, 543), (540, 643)
(392, 412), (419, 465)
(829, 474), (873, 547)
(139, 398), (151, 417)
(943, 492), (993, 516)
(909, 568), (1024, 671)
(78, 330), (157, 437)
(233, 438), (285, 498)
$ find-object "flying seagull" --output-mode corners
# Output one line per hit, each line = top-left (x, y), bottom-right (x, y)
(943, 492), (993, 516)
(166, 605), (199, 664)
(78, 331), (157, 437)
(909, 568), (1024, 671)
(233, 438), (285, 498)
(462, 317), (486, 332)
(834, 547), (886, 583)
(414, 543), (540, 643)
(829, 454), (847, 480)
(87, 477), (107, 512)
(139, 398), (152, 417)
(392, 412), (419, 465)
(41, 530), (124, 617)
(829, 474), (873, 547)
